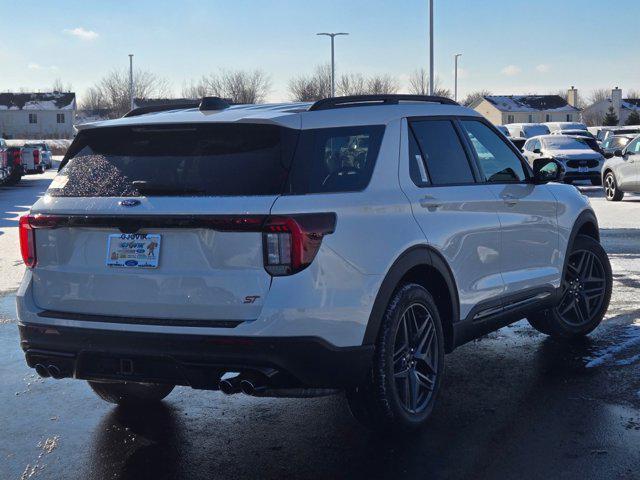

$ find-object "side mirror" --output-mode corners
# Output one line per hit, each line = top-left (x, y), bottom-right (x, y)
(532, 158), (563, 184)
(604, 152), (614, 159)
(533, 148), (541, 154)
(614, 149), (623, 157)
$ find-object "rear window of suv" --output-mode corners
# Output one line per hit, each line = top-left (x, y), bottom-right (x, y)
(53, 123), (300, 197)
(286, 125), (385, 194)
(54, 123), (385, 197)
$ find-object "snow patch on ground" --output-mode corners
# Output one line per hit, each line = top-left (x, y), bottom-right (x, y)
(585, 322), (640, 368)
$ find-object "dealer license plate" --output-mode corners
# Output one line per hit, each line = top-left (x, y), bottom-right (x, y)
(106, 233), (161, 268)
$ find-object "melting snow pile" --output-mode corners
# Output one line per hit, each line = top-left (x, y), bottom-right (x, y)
(585, 322), (640, 368)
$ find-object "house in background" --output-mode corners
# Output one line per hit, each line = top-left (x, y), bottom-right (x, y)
(470, 88), (581, 125)
(0, 92), (76, 139)
(581, 88), (640, 126)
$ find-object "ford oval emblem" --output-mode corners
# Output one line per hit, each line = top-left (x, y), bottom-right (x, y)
(120, 199), (141, 207)
(125, 260), (138, 267)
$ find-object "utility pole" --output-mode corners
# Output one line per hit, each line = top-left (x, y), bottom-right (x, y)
(316, 32), (349, 97)
(429, 0), (434, 95)
(128, 54), (134, 110)
(454, 53), (462, 101)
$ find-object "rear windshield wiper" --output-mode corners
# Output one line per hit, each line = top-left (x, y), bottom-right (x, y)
(132, 181), (206, 195)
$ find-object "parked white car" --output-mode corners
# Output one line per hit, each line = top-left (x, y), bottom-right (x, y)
(505, 123), (550, 138)
(24, 143), (52, 169)
(522, 135), (605, 185)
(17, 95), (612, 431)
(544, 121), (587, 132)
(20, 145), (45, 174)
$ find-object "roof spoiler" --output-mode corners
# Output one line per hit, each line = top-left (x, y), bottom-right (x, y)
(123, 102), (200, 118)
(309, 94), (458, 111)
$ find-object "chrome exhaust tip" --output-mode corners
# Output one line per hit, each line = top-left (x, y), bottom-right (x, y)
(35, 364), (50, 378)
(219, 376), (242, 395)
(240, 379), (267, 396)
(48, 365), (63, 379)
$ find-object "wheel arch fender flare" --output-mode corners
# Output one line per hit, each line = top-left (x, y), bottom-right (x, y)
(561, 209), (600, 296)
(362, 245), (460, 349)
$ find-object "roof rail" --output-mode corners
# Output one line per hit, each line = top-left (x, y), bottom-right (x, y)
(123, 102), (199, 118)
(308, 94), (458, 111)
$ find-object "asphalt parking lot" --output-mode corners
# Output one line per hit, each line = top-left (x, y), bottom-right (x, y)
(1, 172), (639, 480)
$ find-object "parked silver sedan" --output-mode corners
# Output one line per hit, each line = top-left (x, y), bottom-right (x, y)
(601, 134), (640, 201)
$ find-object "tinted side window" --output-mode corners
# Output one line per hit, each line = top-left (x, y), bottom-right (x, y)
(287, 125), (385, 194)
(409, 120), (474, 185)
(461, 120), (527, 183)
(628, 138), (640, 153)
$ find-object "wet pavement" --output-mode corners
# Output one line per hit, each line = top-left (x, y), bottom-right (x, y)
(1, 177), (640, 479)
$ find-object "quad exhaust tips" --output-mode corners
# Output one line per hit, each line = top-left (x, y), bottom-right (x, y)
(34, 363), (64, 379)
(219, 375), (243, 395)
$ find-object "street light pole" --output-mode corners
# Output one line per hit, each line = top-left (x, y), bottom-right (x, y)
(429, 0), (434, 95)
(128, 54), (134, 110)
(454, 53), (462, 101)
(317, 32), (349, 97)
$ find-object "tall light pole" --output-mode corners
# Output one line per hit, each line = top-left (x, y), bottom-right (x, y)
(429, 0), (434, 95)
(454, 53), (462, 101)
(316, 32), (349, 97)
(128, 54), (134, 110)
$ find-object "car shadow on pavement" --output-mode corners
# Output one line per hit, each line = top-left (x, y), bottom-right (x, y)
(76, 318), (640, 480)
(0, 176), (53, 228)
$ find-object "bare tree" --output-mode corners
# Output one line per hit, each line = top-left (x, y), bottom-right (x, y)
(336, 73), (367, 96)
(588, 88), (609, 105)
(408, 69), (451, 98)
(365, 74), (399, 95)
(52, 78), (72, 92)
(81, 68), (172, 117)
(79, 86), (108, 111)
(461, 89), (492, 107)
(627, 89), (640, 99)
(181, 76), (211, 98)
(210, 70), (271, 104)
(288, 64), (331, 101)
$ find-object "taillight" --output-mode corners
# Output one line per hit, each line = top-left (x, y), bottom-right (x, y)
(33, 149), (40, 164)
(19, 216), (36, 267)
(262, 213), (336, 276)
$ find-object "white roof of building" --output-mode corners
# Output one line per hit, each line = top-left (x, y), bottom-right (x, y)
(477, 95), (579, 113)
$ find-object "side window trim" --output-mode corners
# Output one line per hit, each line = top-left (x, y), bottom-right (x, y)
(406, 115), (481, 187)
(458, 117), (532, 184)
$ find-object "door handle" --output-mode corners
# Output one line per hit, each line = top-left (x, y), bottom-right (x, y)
(419, 196), (442, 211)
(502, 193), (518, 206)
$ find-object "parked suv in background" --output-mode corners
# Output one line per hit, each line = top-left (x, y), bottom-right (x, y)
(522, 135), (605, 185)
(17, 95), (612, 431)
(24, 142), (52, 169)
(602, 134), (640, 201)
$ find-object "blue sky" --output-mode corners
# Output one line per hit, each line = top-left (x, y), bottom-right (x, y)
(1, 0), (638, 102)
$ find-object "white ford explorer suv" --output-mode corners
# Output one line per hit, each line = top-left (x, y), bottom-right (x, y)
(17, 95), (612, 431)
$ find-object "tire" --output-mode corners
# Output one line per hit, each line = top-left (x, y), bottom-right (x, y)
(590, 178), (601, 186)
(527, 235), (612, 340)
(604, 171), (624, 201)
(347, 283), (445, 432)
(88, 381), (174, 405)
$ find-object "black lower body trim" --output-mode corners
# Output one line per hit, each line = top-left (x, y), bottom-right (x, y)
(453, 286), (559, 347)
(37, 310), (244, 329)
(19, 324), (373, 390)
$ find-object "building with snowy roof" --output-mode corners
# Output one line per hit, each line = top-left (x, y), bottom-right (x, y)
(0, 92), (76, 139)
(581, 88), (640, 126)
(470, 88), (581, 126)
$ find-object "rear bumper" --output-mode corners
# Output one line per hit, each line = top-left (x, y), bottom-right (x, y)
(19, 323), (373, 389)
